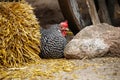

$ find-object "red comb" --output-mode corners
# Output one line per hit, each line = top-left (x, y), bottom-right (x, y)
(60, 20), (68, 28)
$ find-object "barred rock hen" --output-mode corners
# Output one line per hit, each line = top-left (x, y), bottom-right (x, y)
(40, 21), (69, 58)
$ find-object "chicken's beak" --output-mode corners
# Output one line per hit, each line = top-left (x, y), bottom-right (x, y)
(65, 28), (69, 31)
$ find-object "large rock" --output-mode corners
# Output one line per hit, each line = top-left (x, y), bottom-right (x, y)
(64, 23), (120, 59)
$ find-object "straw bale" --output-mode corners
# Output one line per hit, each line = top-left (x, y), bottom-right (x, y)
(0, 2), (41, 67)
(0, 0), (23, 2)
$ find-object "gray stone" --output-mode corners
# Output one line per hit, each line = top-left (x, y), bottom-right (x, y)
(64, 23), (120, 59)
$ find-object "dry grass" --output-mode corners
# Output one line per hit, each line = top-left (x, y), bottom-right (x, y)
(0, 1), (41, 67)
(0, 57), (119, 80)
(0, 59), (75, 80)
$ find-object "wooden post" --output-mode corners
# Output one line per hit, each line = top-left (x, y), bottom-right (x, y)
(114, 0), (120, 19)
(98, 0), (111, 24)
(106, 0), (115, 25)
(86, 0), (100, 25)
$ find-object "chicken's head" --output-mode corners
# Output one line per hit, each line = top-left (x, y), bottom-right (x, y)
(59, 20), (69, 37)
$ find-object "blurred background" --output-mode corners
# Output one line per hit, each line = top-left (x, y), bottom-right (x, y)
(26, 0), (90, 27)
(26, 0), (120, 28)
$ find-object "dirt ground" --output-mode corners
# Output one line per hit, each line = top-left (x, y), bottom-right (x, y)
(0, 57), (120, 80)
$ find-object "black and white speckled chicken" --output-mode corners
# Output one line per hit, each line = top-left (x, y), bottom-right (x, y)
(40, 21), (69, 58)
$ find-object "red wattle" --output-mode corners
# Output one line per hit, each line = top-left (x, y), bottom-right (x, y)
(62, 31), (67, 37)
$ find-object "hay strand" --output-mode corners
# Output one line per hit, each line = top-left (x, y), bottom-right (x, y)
(0, 2), (41, 67)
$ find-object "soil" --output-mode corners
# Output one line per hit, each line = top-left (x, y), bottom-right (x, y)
(0, 57), (120, 80)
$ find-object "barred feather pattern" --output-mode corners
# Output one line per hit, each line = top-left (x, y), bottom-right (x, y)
(40, 24), (67, 58)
